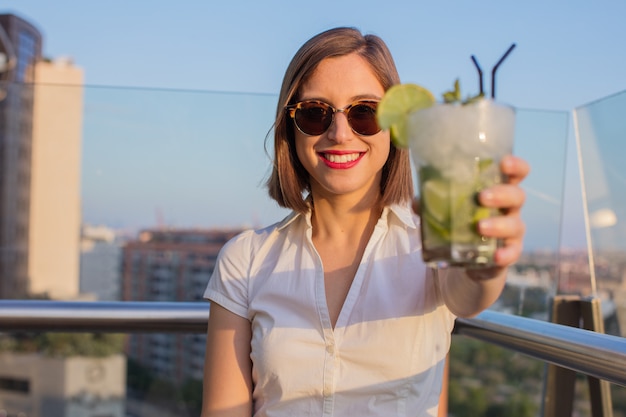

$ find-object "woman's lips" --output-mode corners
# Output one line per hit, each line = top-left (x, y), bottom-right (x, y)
(318, 151), (364, 169)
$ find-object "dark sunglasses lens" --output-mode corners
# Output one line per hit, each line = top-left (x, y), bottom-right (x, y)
(348, 103), (380, 136)
(295, 103), (331, 135)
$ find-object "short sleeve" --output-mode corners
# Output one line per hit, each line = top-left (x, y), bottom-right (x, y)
(204, 230), (254, 319)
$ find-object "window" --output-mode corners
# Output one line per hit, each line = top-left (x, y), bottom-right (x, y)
(0, 376), (30, 393)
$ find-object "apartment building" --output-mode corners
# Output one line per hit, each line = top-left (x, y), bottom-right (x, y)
(0, 13), (41, 298)
(121, 228), (240, 384)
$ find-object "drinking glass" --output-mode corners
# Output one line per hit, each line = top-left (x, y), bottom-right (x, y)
(408, 99), (516, 267)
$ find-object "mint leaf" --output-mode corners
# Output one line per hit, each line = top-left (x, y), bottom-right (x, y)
(464, 92), (485, 104)
(442, 79), (461, 103)
(442, 79), (484, 105)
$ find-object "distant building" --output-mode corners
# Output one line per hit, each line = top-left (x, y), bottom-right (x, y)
(121, 228), (240, 384)
(29, 57), (84, 299)
(80, 224), (123, 301)
(0, 13), (42, 298)
(0, 352), (126, 417)
(0, 13), (84, 299)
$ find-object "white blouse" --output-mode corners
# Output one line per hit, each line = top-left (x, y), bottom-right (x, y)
(204, 204), (456, 417)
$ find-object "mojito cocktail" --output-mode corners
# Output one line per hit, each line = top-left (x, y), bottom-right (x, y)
(408, 99), (515, 267)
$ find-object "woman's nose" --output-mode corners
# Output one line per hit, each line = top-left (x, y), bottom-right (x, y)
(327, 111), (353, 143)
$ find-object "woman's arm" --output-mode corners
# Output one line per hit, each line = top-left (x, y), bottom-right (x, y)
(201, 302), (253, 417)
(439, 155), (530, 318)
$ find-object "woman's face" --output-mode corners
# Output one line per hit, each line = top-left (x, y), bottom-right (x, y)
(294, 53), (390, 204)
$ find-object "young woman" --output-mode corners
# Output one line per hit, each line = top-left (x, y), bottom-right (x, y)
(202, 27), (529, 417)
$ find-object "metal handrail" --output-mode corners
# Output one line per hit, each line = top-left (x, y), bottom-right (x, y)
(455, 310), (626, 388)
(0, 300), (209, 332)
(0, 300), (625, 386)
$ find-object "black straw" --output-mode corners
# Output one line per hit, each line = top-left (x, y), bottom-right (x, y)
(490, 43), (516, 98)
(470, 55), (484, 96)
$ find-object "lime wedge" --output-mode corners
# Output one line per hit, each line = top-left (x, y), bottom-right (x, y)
(422, 178), (450, 225)
(377, 83), (435, 148)
(478, 158), (494, 172)
(423, 210), (451, 243)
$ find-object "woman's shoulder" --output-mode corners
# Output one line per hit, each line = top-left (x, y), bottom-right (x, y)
(220, 211), (302, 254)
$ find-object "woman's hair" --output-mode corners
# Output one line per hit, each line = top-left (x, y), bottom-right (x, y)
(266, 27), (413, 212)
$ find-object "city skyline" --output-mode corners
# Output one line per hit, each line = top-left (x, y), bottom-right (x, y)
(75, 85), (571, 253)
(3, 2), (625, 250)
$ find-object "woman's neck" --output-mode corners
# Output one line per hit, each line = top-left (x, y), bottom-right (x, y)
(309, 191), (383, 242)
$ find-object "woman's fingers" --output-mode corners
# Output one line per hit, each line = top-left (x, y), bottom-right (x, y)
(477, 155), (529, 267)
(501, 155), (530, 185)
(414, 154), (530, 267)
(494, 238), (524, 266)
(478, 183), (526, 212)
(477, 215), (526, 267)
(477, 215), (526, 239)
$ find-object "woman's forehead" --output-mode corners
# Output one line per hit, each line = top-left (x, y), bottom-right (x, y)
(298, 54), (384, 102)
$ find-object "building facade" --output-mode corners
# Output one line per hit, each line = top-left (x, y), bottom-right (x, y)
(29, 57), (83, 299)
(121, 228), (240, 384)
(0, 13), (83, 300)
(0, 13), (41, 298)
(0, 352), (126, 417)
(80, 224), (123, 301)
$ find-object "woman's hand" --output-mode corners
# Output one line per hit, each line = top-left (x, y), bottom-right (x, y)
(437, 155), (530, 316)
(476, 155), (530, 267)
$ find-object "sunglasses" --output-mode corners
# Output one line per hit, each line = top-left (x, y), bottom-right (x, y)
(285, 99), (381, 136)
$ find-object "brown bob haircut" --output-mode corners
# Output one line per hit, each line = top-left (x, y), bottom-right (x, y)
(266, 27), (414, 213)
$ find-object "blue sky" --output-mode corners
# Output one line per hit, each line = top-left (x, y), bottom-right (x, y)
(3, 0), (625, 249)
(5, 1), (624, 109)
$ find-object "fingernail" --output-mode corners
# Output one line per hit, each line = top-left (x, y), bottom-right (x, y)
(501, 156), (515, 172)
(479, 219), (494, 234)
(480, 190), (495, 204)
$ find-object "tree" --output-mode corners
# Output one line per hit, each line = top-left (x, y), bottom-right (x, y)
(0, 332), (124, 357)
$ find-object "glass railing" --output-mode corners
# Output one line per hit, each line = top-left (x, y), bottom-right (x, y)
(1, 81), (624, 416)
(80, 86), (288, 232)
(33, 84), (575, 301)
(575, 90), (626, 337)
(2, 82), (573, 311)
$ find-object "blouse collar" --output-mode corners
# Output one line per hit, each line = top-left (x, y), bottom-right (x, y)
(276, 203), (418, 231)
